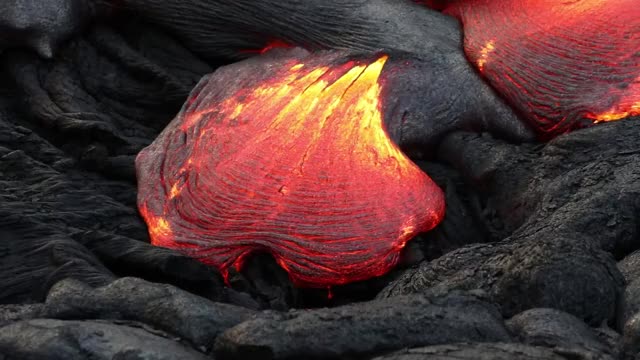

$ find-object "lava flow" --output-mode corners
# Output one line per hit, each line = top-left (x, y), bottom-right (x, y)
(439, 0), (640, 137)
(136, 51), (445, 288)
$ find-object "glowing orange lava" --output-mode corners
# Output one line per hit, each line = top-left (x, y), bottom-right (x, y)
(440, 0), (640, 137)
(136, 52), (445, 288)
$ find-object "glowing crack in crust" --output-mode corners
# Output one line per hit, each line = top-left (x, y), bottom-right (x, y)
(136, 52), (445, 288)
(476, 40), (495, 73)
(440, 0), (640, 137)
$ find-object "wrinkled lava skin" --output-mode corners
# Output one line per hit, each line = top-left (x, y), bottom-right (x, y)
(118, 0), (462, 59)
(440, 0), (640, 137)
(136, 50), (445, 287)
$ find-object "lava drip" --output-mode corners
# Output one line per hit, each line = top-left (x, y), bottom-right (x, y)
(442, 0), (640, 137)
(136, 50), (445, 288)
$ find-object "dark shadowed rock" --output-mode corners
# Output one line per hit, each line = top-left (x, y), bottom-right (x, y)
(415, 161), (491, 257)
(0, 216), (117, 303)
(43, 277), (256, 351)
(227, 253), (300, 311)
(0, 319), (209, 360)
(371, 343), (613, 360)
(506, 308), (611, 355)
(593, 326), (622, 359)
(214, 291), (510, 360)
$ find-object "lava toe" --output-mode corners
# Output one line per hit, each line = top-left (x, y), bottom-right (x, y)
(136, 49), (445, 288)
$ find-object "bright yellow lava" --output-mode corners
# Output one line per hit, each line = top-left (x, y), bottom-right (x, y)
(477, 40), (496, 73)
(140, 205), (173, 246)
(169, 182), (182, 199)
(182, 55), (410, 178)
(591, 102), (640, 123)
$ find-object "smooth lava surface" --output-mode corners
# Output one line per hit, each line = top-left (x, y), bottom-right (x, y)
(440, 0), (640, 137)
(136, 50), (445, 288)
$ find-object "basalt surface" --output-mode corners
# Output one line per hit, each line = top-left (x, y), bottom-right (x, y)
(0, 0), (639, 359)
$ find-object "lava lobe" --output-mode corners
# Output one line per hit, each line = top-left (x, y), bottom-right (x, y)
(441, 0), (640, 137)
(136, 50), (445, 288)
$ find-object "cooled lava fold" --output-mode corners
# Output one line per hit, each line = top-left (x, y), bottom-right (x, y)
(441, 0), (640, 137)
(136, 50), (445, 288)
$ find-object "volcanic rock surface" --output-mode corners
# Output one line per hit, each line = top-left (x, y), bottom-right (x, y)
(372, 343), (612, 360)
(0, 319), (211, 360)
(0, 0), (640, 359)
(214, 291), (511, 359)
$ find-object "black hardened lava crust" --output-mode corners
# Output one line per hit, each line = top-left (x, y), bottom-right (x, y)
(0, 0), (638, 359)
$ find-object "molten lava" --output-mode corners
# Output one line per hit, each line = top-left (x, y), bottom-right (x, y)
(136, 51), (445, 288)
(440, 0), (640, 137)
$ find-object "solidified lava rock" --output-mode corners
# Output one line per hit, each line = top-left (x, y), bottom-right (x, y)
(214, 291), (511, 360)
(43, 278), (256, 351)
(0, 0), (103, 58)
(0, 319), (210, 360)
(506, 308), (612, 355)
(118, 0), (465, 59)
(372, 343), (612, 360)
(136, 49), (446, 287)
(619, 250), (640, 284)
(441, 0), (640, 138)
(380, 120), (640, 324)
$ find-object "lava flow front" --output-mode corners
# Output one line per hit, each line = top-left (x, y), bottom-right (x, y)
(136, 50), (445, 288)
(440, 0), (640, 137)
